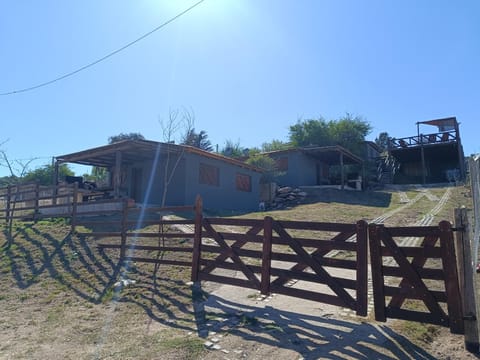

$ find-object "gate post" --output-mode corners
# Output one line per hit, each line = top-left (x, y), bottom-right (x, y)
(356, 220), (368, 316)
(454, 208), (480, 353)
(439, 220), (464, 334)
(261, 216), (273, 296)
(191, 195), (203, 282)
(369, 223), (387, 322)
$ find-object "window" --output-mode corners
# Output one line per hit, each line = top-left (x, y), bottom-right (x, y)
(276, 157), (288, 171)
(236, 173), (251, 192)
(199, 163), (219, 186)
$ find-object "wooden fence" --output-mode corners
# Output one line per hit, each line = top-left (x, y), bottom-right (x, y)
(191, 199), (369, 316)
(0, 182), (78, 222)
(74, 201), (197, 268)
(369, 222), (464, 334)
(0, 182), (128, 226)
(0, 188), (475, 343)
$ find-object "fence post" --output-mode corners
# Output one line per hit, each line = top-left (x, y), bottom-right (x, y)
(34, 183), (40, 222)
(439, 220), (464, 335)
(71, 182), (78, 234)
(191, 195), (203, 282)
(368, 223), (387, 322)
(261, 216), (273, 296)
(120, 200), (128, 262)
(356, 220), (368, 316)
(5, 185), (11, 224)
(454, 208), (480, 353)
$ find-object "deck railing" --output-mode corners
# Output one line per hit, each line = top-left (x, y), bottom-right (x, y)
(389, 130), (456, 150)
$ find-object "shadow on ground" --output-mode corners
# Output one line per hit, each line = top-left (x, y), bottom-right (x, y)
(193, 291), (438, 360)
(0, 221), (450, 359)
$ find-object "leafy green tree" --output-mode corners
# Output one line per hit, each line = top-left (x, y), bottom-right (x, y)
(0, 175), (16, 187)
(220, 140), (246, 159)
(245, 154), (284, 184)
(108, 132), (145, 144)
(375, 132), (391, 152)
(289, 118), (331, 147)
(22, 164), (74, 186)
(181, 129), (213, 151)
(261, 139), (292, 152)
(289, 114), (371, 156)
(83, 166), (108, 184)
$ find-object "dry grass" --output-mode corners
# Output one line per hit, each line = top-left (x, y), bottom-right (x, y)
(0, 183), (474, 359)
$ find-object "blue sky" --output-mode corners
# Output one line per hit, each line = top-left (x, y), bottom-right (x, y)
(1, 0), (479, 177)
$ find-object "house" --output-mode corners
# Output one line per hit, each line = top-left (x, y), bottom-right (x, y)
(263, 145), (364, 189)
(54, 140), (263, 211)
(387, 117), (465, 184)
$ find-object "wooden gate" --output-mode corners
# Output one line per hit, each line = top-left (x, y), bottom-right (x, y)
(368, 222), (464, 334)
(191, 199), (369, 316)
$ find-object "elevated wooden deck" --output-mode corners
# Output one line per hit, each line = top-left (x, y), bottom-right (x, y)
(389, 130), (457, 150)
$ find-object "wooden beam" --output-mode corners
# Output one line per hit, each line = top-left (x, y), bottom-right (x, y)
(114, 150), (122, 199)
(340, 152), (345, 190)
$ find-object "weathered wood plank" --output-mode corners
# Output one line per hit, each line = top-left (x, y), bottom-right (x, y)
(272, 221), (356, 309)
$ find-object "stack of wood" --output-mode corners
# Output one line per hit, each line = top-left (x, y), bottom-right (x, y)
(268, 186), (307, 209)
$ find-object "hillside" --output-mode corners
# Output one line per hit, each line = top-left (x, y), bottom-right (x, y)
(0, 183), (477, 359)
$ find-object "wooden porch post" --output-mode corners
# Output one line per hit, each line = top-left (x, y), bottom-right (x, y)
(455, 120), (466, 181)
(114, 150), (122, 199)
(53, 159), (59, 205)
(420, 142), (426, 185)
(340, 152), (345, 190)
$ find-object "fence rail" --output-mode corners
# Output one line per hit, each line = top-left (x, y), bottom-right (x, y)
(0, 187), (476, 345)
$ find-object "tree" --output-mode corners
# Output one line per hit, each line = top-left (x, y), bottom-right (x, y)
(375, 132), (391, 152)
(261, 139), (292, 152)
(158, 107), (195, 207)
(0, 147), (40, 245)
(108, 132), (145, 144)
(181, 129), (213, 151)
(22, 164), (74, 186)
(289, 114), (371, 156)
(83, 166), (108, 184)
(245, 154), (284, 184)
(220, 140), (246, 159)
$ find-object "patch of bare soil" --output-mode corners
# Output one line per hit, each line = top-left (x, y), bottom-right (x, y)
(0, 184), (478, 359)
(193, 283), (480, 360)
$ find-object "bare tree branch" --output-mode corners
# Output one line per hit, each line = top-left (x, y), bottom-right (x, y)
(158, 107), (195, 206)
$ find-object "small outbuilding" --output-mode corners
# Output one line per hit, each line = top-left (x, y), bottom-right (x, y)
(264, 145), (365, 189)
(55, 140), (263, 211)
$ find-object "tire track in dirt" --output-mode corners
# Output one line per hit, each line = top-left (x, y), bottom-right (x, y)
(388, 187), (451, 248)
(342, 186), (452, 316)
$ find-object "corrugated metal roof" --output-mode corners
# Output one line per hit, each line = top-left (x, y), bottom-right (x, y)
(263, 145), (364, 165)
(56, 140), (263, 173)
